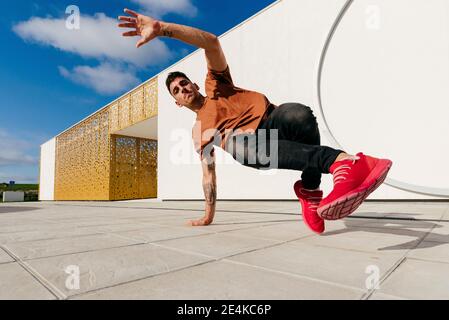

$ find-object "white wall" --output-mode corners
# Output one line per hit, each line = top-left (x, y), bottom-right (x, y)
(320, 0), (449, 199)
(39, 138), (56, 201)
(3, 192), (25, 202)
(156, 0), (449, 200)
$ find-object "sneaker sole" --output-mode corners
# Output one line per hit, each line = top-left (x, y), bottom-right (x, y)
(294, 183), (324, 234)
(317, 159), (393, 221)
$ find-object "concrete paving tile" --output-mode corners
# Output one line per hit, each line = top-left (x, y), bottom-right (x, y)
(379, 259), (449, 299)
(276, 208), (301, 215)
(340, 218), (437, 231)
(440, 207), (449, 221)
(38, 215), (130, 223)
(227, 241), (404, 290)
(34, 208), (160, 221)
(368, 292), (407, 300)
(0, 217), (165, 245)
(407, 241), (449, 264)
(74, 260), (364, 300)
(420, 222), (449, 243)
(0, 227), (106, 245)
(91, 222), (172, 233)
(301, 226), (430, 253)
(123, 213), (205, 224)
(321, 219), (381, 232)
(157, 233), (279, 259)
(75, 202), (203, 211)
(119, 210), (198, 218)
(1, 201), (447, 299)
(0, 216), (58, 225)
(155, 201), (293, 212)
(0, 216), (48, 224)
(0, 247), (14, 264)
(217, 202), (299, 213)
(134, 218), (203, 228)
(184, 221), (283, 233)
(111, 225), (213, 243)
(224, 222), (313, 242)
(362, 202), (448, 211)
(147, 215), (283, 231)
(0, 223), (62, 234)
(343, 211), (388, 219)
(5, 233), (143, 260)
(0, 206), (43, 215)
(211, 214), (296, 226)
(383, 212), (445, 221)
(48, 219), (135, 229)
(145, 202), (297, 215)
(0, 263), (55, 300)
(317, 217), (439, 245)
(25, 244), (212, 297)
(359, 203), (448, 220)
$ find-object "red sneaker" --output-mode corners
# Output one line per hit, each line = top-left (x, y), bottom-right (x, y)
(294, 180), (324, 234)
(318, 153), (393, 221)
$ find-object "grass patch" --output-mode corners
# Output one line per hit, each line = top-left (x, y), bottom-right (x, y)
(0, 184), (38, 192)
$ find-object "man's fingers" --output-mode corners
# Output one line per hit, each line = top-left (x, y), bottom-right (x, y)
(188, 220), (200, 226)
(187, 219), (211, 227)
(124, 8), (139, 17)
(136, 38), (148, 48)
(118, 22), (137, 29)
(123, 31), (139, 37)
(118, 16), (136, 23)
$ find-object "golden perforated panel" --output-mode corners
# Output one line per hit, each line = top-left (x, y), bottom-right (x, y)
(110, 79), (158, 134)
(109, 102), (119, 133)
(144, 81), (158, 118)
(55, 110), (111, 200)
(109, 135), (158, 201)
(54, 78), (158, 201)
(131, 86), (144, 124)
(139, 139), (158, 199)
(119, 95), (131, 130)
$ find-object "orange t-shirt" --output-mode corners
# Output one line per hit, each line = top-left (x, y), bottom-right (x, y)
(192, 66), (272, 159)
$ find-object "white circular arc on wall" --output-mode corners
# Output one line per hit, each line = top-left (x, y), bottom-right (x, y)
(315, 0), (449, 197)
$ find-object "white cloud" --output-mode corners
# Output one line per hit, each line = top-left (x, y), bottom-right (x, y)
(13, 13), (174, 68)
(0, 129), (38, 166)
(59, 63), (140, 95)
(131, 0), (198, 18)
(13, 4), (198, 94)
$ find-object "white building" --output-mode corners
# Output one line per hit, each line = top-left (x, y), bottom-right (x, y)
(40, 0), (449, 201)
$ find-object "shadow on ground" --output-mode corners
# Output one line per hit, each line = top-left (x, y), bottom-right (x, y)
(323, 217), (448, 251)
(0, 206), (42, 214)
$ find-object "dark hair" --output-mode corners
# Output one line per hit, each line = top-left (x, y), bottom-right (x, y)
(166, 71), (191, 93)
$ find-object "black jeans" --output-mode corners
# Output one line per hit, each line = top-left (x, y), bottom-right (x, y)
(224, 103), (345, 190)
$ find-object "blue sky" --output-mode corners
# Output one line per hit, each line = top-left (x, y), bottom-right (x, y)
(0, 0), (276, 183)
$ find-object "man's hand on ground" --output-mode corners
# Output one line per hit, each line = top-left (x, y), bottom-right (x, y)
(187, 217), (213, 227)
(118, 8), (161, 48)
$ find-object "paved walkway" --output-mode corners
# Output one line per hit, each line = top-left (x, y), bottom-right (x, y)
(0, 200), (448, 300)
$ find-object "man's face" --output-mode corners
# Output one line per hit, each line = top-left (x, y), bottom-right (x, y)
(169, 77), (200, 107)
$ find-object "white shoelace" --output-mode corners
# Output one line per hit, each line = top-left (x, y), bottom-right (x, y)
(332, 155), (360, 186)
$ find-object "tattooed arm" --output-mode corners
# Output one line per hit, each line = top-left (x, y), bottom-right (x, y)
(119, 8), (227, 72)
(189, 152), (217, 227)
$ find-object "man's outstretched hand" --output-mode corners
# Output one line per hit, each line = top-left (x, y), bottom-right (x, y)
(118, 8), (161, 48)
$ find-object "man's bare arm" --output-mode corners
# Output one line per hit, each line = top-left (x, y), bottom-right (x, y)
(119, 9), (227, 72)
(189, 153), (217, 227)
(159, 22), (227, 72)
